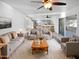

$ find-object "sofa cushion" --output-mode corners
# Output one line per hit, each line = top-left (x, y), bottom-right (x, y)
(11, 31), (18, 39)
(0, 35), (10, 44)
(2, 33), (12, 41)
(7, 37), (24, 56)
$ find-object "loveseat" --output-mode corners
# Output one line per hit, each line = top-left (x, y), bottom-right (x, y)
(0, 31), (25, 59)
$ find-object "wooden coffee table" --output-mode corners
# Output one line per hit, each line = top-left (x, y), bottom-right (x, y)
(32, 40), (48, 54)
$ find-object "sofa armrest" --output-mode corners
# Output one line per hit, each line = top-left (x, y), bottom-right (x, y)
(0, 43), (6, 48)
(1, 44), (7, 56)
(61, 37), (69, 43)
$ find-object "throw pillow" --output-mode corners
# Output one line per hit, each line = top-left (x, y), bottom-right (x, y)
(0, 35), (10, 44)
(11, 31), (18, 39)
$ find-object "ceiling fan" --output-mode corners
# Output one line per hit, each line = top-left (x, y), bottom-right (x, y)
(31, 0), (66, 11)
(46, 15), (51, 18)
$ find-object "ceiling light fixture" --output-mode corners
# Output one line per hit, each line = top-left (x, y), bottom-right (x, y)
(31, 0), (66, 11)
(44, 2), (52, 10)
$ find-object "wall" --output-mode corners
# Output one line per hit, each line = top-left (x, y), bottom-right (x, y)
(51, 16), (59, 33)
(66, 7), (79, 36)
(0, 1), (26, 35)
(65, 0), (79, 36)
(77, 12), (79, 36)
(24, 17), (33, 31)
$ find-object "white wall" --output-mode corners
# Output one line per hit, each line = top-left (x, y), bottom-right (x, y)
(66, 7), (79, 36)
(0, 1), (26, 35)
(77, 12), (79, 36)
(51, 16), (59, 33)
(24, 17), (33, 30)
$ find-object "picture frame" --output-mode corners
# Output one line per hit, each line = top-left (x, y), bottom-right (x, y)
(0, 17), (12, 29)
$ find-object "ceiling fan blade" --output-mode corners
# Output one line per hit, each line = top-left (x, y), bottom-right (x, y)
(53, 2), (66, 5)
(37, 6), (44, 10)
(31, 1), (43, 3)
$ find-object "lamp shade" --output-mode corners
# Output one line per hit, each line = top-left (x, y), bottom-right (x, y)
(44, 2), (52, 9)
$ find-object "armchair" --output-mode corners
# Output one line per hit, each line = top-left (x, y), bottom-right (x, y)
(61, 38), (79, 57)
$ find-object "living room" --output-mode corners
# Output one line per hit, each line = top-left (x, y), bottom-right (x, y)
(0, 0), (79, 59)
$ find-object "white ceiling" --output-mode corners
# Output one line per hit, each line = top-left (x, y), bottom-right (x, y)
(0, 0), (79, 16)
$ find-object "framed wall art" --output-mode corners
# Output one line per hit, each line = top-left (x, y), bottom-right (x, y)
(0, 17), (12, 29)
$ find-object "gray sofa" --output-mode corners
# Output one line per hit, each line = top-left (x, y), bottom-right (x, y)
(61, 36), (79, 57)
(52, 32), (79, 57)
(0, 31), (25, 59)
(29, 29), (52, 40)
